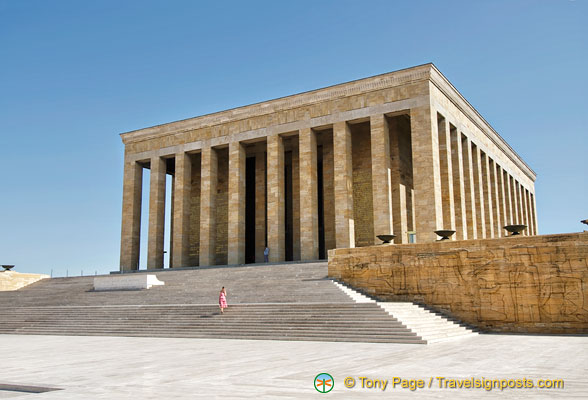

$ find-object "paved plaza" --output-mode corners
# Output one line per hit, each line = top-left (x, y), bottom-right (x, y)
(0, 333), (586, 399)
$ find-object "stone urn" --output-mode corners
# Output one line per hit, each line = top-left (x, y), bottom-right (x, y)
(376, 234), (396, 244)
(1, 265), (15, 272)
(434, 230), (455, 241)
(504, 224), (526, 236)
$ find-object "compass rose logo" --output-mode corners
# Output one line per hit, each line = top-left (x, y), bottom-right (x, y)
(314, 372), (334, 393)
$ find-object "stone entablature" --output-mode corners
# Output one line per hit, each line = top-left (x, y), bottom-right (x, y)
(120, 64), (534, 183)
(118, 64), (538, 271)
(328, 232), (588, 334)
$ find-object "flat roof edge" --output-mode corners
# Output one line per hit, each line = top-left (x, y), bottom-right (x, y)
(428, 65), (536, 180)
(119, 63), (435, 143)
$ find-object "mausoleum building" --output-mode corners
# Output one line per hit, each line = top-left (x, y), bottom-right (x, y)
(119, 64), (537, 271)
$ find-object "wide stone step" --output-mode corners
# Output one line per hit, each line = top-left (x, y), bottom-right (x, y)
(0, 332), (423, 344)
(423, 329), (478, 338)
(0, 312), (396, 318)
(0, 263), (439, 344)
(0, 330), (426, 344)
(0, 325), (416, 336)
(0, 319), (403, 327)
(0, 319), (407, 327)
(396, 317), (468, 326)
(0, 324), (416, 335)
(0, 310), (390, 316)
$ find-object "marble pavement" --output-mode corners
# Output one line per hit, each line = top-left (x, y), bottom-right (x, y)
(0, 334), (586, 399)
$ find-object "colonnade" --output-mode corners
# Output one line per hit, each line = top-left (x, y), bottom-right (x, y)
(435, 112), (538, 242)
(119, 106), (537, 271)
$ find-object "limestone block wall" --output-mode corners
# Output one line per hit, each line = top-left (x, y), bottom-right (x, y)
(0, 271), (49, 291)
(351, 122), (374, 247)
(328, 232), (588, 334)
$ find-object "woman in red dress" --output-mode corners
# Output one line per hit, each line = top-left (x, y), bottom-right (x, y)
(219, 287), (228, 314)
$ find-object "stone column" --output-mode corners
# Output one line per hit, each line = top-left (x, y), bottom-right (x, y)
(515, 181), (522, 225)
(521, 186), (529, 235)
(333, 121), (355, 248)
(299, 128), (319, 260)
(120, 160), (143, 271)
(506, 173), (514, 225)
(199, 147), (217, 266)
(524, 188), (533, 235)
(531, 193), (538, 235)
(172, 152), (192, 268)
(520, 184), (527, 233)
(519, 184), (525, 232)
(488, 160), (499, 237)
(169, 178), (174, 268)
(254, 146), (266, 263)
(411, 106), (443, 243)
(512, 177), (519, 224)
(267, 134), (285, 262)
(228, 141), (246, 265)
(147, 156), (166, 269)
(438, 118), (456, 233)
(482, 153), (494, 238)
(389, 118), (408, 243)
(519, 184), (529, 231)
(518, 183), (524, 226)
(472, 145), (486, 238)
(497, 165), (507, 236)
(370, 114), (394, 241)
(462, 136), (477, 239)
(450, 128), (467, 240)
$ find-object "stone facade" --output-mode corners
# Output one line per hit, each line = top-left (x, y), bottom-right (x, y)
(328, 232), (588, 334)
(119, 64), (537, 270)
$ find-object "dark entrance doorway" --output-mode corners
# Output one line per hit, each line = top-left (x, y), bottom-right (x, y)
(317, 146), (325, 259)
(284, 151), (293, 261)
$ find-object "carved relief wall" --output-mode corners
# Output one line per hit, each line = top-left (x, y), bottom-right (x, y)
(328, 232), (588, 333)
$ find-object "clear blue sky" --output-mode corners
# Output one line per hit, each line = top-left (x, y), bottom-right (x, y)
(1, 0), (586, 276)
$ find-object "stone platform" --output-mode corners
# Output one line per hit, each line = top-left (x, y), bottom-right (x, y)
(0, 333), (586, 399)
